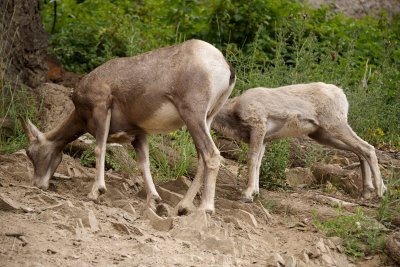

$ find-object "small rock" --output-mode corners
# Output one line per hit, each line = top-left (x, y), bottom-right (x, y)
(158, 176), (192, 195)
(285, 255), (297, 267)
(87, 209), (100, 233)
(232, 209), (258, 228)
(200, 236), (236, 255)
(325, 239), (336, 250)
(180, 209), (209, 230)
(111, 222), (131, 235)
(321, 254), (336, 266)
(386, 232), (400, 264)
(301, 250), (310, 263)
(143, 208), (173, 232)
(156, 186), (183, 206)
(0, 193), (21, 211)
(316, 238), (328, 253)
(274, 253), (285, 266)
(296, 259), (308, 267)
(308, 246), (322, 259)
(137, 243), (160, 254)
(112, 200), (137, 216)
(267, 253), (285, 267)
(329, 236), (342, 246)
(329, 155), (350, 166)
(285, 167), (315, 187)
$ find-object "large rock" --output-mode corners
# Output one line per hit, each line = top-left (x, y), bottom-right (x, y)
(285, 167), (315, 187)
(386, 232), (400, 264)
(311, 163), (361, 196)
(36, 83), (74, 131)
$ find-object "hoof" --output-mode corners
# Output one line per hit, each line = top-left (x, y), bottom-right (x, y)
(146, 194), (162, 212)
(98, 186), (107, 195)
(34, 180), (49, 190)
(177, 206), (191, 216)
(378, 184), (387, 197)
(241, 194), (254, 203)
(156, 203), (170, 217)
(362, 187), (374, 200)
(175, 202), (195, 216)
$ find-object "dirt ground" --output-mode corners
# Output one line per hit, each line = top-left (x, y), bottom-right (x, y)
(0, 148), (390, 267)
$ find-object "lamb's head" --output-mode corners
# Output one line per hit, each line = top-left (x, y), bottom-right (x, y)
(20, 118), (62, 189)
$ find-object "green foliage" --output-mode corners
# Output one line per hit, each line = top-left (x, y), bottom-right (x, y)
(79, 145), (96, 168)
(259, 139), (291, 190)
(0, 24), (38, 153)
(377, 172), (400, 227)
(80, 144), (123, 171)
(313, 208), (386, 258)
(149, 129), (197, 182)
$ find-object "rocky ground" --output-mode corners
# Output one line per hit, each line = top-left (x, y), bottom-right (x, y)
(0, 82), (400, 266)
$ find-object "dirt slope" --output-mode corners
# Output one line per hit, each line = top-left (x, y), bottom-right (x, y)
(1, 151), (358, 267)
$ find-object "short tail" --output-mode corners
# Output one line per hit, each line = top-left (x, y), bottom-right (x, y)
(228, 63), (236, 85)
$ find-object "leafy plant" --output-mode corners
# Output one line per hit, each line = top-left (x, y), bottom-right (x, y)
(259, 139), (291, 190)
(377, 172), (400, 227)
(0, 19), (38, 154)
(313, 207), (386, 258)
(149, 129), (196, 182)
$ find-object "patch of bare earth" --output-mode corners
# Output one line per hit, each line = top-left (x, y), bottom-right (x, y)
(0, 150), (354, 267)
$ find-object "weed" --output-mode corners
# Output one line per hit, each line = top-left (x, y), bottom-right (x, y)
(0, 20), (38, 154)
(313, 207), (386, 259)
(377, 171), (400, 228)
(149, 129), (196, 183)
(259, 139), (291, 190)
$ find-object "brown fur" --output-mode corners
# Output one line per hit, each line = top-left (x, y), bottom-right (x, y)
(22, 39), (236, 214)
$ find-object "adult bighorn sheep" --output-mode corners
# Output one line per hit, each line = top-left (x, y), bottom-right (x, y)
(212, 82), (386, 202)
(21, 39), (236, 214)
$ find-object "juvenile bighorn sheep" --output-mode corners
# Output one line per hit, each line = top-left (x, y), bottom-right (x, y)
(212, 82), (386, 202)
(21, 39), (236, 214)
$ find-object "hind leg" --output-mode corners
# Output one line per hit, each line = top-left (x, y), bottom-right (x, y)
(310, 126), (385, 198)
(178, 111), (220, 214)
(87, 108), (111, 201)
(132, 134), (161, 210)
(175, 155), (204, 215)
(242, 127), (266, 202)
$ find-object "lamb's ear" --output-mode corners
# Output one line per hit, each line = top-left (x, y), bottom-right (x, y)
(19, 117), (43, 143)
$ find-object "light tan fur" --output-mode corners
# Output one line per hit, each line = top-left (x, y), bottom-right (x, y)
(21, 39), (236, 214)
(212, 82), (386, 202)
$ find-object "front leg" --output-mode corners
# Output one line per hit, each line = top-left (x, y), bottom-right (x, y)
(88, 108), (111, 201)
(132, 135), (161, 210)
(242, 128), (266, 202)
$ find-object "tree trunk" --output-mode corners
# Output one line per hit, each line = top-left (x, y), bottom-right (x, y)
(0, 0), (49, 87)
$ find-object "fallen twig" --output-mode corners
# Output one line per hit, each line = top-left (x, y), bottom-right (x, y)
(4, 232), (28, 246)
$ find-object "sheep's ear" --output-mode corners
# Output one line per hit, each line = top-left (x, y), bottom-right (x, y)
(19, 117), (43, 143)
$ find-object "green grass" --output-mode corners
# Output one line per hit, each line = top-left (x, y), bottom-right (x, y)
(148, 129), (197, 182)
(313, 207), (386, 259)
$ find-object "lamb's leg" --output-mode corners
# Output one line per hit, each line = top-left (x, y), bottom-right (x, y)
(132, 134), (161, 210)
(310, 126), (385, 198)
(242, 129), (266, 202)
(88, 108), (111, 201)
(254, 144), (266, 197)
